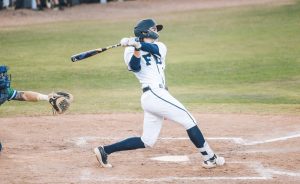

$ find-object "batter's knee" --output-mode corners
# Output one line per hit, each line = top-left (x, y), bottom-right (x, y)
(141, 136), (157, 148)
(186, 122), (197, 130)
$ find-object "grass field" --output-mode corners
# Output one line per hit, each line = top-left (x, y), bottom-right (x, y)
(0, 2), (300, 116)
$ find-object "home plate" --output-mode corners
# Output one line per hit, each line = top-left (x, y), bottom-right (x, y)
(150, 155), (189, 162)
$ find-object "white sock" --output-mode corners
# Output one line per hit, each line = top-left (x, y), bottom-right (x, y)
(199, 142), (215, 161)
(37, 94), (49, 101)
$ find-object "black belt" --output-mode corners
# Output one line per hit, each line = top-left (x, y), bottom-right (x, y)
(142, 86), (168, 93)
(142, 87), (151, 93)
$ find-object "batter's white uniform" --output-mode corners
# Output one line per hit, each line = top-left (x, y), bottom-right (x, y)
(124, 42), (198, 147)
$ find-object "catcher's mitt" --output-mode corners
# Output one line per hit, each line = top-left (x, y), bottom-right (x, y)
(49, 92), (73, 115)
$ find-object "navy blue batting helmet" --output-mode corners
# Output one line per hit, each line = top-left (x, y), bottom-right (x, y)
(134, 19), (163, 40)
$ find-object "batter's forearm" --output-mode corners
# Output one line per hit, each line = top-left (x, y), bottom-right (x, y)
(129, 55), (141, 72)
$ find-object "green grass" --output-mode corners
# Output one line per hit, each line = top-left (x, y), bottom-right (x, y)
(1, 2), (300, 116)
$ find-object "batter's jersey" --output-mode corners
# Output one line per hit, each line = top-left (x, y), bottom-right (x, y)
(124, 42), (167, 89)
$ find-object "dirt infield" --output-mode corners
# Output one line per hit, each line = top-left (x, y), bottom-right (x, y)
(1, 0), (299, 183)
(0, 113), (300, 183)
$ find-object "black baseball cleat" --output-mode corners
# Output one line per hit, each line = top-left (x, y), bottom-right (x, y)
(93, 146), (112, 168)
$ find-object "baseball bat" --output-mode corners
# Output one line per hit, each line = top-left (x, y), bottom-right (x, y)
(71, 43), (121, 62)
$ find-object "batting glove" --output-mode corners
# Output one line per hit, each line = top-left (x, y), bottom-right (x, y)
(128, 37), (141, 50)
(120, 37), (130, 47)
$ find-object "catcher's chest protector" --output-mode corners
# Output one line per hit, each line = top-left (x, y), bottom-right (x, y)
(0, 69), (11, 105)
(0, 89), (8, 105)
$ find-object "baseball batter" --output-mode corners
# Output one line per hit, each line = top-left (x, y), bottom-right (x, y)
(94, 19), (225, 168)
(0, 65), (72, 153)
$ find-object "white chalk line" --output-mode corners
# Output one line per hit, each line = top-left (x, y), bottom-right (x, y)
(80, 175), (269, 182)
(79, 162), (268, 182)
(80, 161), (300, 182)
(71, 132), (300, 146)
(243, 133), (300, 145)
(70, 136), (245, 146)
(266, 169), (300, 177)
(254, 162), (300, 177)
(236, 147), (300, 154)
(80, 170), (269, 182)
(7, 149), (73, 160)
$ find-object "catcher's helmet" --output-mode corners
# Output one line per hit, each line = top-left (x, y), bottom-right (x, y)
(134, 19), (163, 40)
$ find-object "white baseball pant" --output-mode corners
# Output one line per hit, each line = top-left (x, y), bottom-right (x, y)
(140, 87), (197, 147)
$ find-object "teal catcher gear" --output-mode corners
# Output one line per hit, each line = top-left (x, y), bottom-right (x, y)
(0, 66), (10, 89)
(134, 19), (163, 40)
(0, 65), (11, 105)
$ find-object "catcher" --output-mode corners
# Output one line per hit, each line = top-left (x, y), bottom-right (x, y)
(0, 65), (73, 153)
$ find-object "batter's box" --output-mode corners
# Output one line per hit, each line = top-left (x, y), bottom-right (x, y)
(70, 133), (300, 147)
(80, 161), (272, 182)
(69, 136), (245, 147)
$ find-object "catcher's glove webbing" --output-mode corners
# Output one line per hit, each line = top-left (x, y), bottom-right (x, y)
(49, 92), (73, 115)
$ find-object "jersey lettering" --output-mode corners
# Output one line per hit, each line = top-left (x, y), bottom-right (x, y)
(154, 56), (162, 65)
(142, 54), (152, 66)
(143, 54), (162, 66)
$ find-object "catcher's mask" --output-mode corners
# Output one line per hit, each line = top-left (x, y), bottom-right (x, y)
(0, 65), (11, 90)
(134, 19), (163, 40)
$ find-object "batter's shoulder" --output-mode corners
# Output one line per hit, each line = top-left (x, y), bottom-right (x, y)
(154, 42), (167, 56)
(155, 41), (166, 47)
(155, 41), (167, 50)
